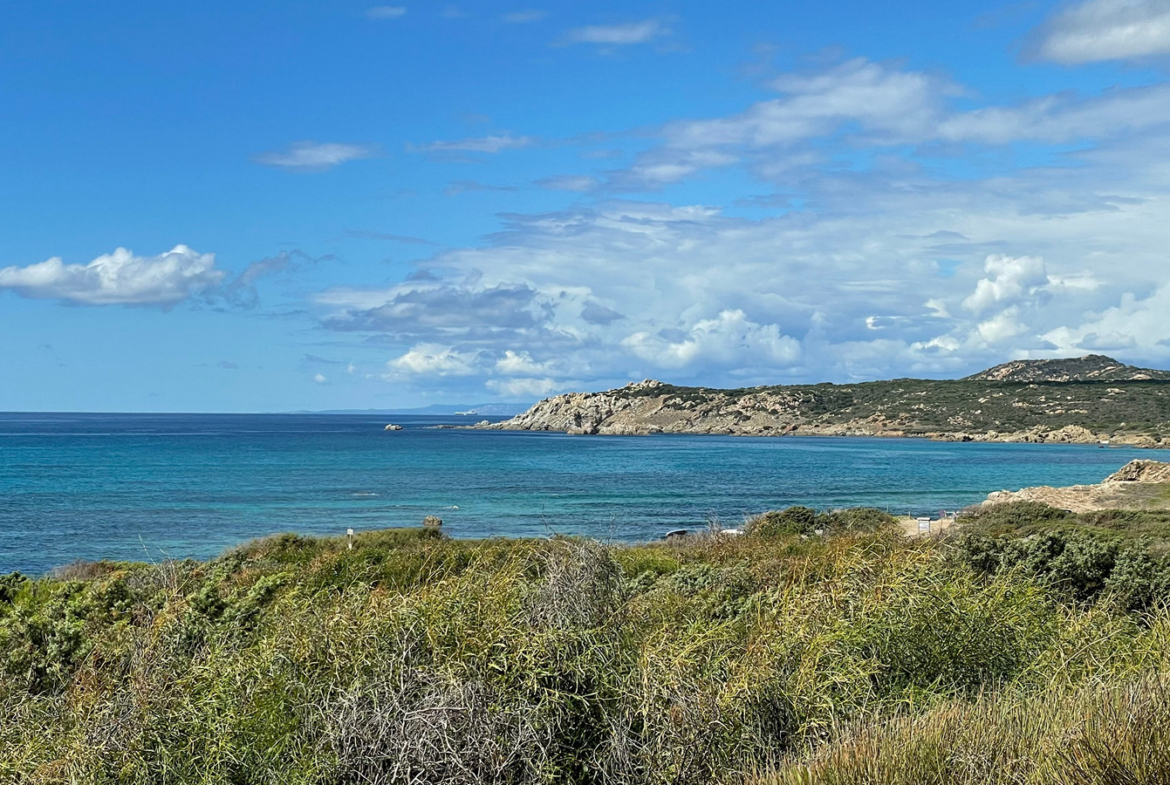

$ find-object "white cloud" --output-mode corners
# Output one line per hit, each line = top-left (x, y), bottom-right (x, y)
(936, 83), (1170, 145)
(314, 373), (327, 383)
(254, 141), (376, 171)
(416, 133), (536, 154)
(623, 310), (801, 370)
(1036, 0), (1170, 64)
(495, 350), (553, 375)
(974, 307), (1028, 344)
(311, 46), (1170, 392)
(671, 59), (949, 147)
(0, 245), (224, 306)
(564, 19), (669, 45)
(912, 335), (961, 353)
(366, 6), (406, 19)
(314, 164), (1170, 388)
(1044, 283), (1170, 353)
(925, 299), (951, 319)
(389, 344), (480, 376)
(485, 376), (563, 398)
(614, 58), (1170, 189)
(1048, 272), (1103, 292)
(962, 255), (1050, 315)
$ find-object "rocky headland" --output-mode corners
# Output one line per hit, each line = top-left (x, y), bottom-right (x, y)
(983, 459), (1170, 512)
(479, 355), (1170, 447)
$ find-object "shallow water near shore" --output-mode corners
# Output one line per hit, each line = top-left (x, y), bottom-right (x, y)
(0, 412), (1156, 573)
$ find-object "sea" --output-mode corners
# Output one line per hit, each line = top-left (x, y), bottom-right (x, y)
(0, 412), (1156, 574)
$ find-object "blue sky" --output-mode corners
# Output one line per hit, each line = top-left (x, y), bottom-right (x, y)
(4, 0), (1170, 411)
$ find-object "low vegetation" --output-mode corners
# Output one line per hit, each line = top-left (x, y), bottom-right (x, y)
(2, 506), (1169, 783)
(611, 376), (1170, 439)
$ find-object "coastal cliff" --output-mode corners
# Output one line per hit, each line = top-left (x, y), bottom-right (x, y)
(483, 355), (1170, 446)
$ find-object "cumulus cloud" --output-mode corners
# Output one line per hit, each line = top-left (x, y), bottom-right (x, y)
(0, 245), (224, 306)
(1036, 0), (1170, 64)
(962, 255), (1050, 315)
(313, 142), (1170, 388)
(495, 349), (553, 375)
(622, 310), (801, 370)
(389, 344), (480, 376)
(1044, 283), (1170, 354)
(309, 50), (1170, 393)
(254, 141), (376, 171)
(563, 19), (669, 45)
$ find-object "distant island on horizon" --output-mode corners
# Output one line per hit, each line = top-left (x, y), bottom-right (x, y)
(480, 354), (1170, 447)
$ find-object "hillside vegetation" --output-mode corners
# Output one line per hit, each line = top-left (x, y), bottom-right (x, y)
(963, 354), (1170, 383)
(3, 507), (1170, 784)
(489, 355), (1170, 443)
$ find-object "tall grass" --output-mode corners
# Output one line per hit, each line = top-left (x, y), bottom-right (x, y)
(1, 517), (1168, 783)
(764, 675), (1170, 785)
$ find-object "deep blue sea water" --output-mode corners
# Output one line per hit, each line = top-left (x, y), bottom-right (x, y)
(0, 412), (1156, 574)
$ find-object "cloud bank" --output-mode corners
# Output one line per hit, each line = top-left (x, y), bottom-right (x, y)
(1036, 0), (1170, 64)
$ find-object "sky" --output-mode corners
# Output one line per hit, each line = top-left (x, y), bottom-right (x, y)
(4, 0), (1170, 412)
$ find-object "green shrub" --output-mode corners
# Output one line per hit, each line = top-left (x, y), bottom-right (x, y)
(748, 507), (821, 537)
(958, 501), (1074, 534)
(0, 573), (26, 606)
(2, 521), (1170, 784)
(824, 507), (898, 533)
(1105, 548), (1170, 612)
(747, 507), (897, 539)
(952, 527), (1170, 610)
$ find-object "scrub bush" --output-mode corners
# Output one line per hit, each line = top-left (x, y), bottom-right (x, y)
(1, 516), (1168, 784)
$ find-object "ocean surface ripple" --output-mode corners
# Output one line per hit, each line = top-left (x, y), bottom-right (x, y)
(0, 412), (1154, 573)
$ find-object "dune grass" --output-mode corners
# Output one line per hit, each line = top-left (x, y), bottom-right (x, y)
(2, 512), (1169, 783)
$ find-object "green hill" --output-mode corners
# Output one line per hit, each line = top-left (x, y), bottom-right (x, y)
(491, 355), (1170, 443)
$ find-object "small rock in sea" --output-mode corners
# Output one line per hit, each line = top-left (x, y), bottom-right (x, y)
(477, 420), (491, 427)
(384, 424), (403, 431)
(664, 528), (689, 540)
(423, 515), (443, 528)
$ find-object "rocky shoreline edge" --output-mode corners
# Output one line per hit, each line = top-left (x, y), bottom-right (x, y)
(467, 378), (1167, 448)
(982, 459), (1170, 512)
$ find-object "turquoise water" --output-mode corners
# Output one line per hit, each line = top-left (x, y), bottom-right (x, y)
(0, 412), (1155, 574)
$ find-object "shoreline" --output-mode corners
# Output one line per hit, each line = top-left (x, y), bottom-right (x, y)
(468, 421), (1167, 448)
